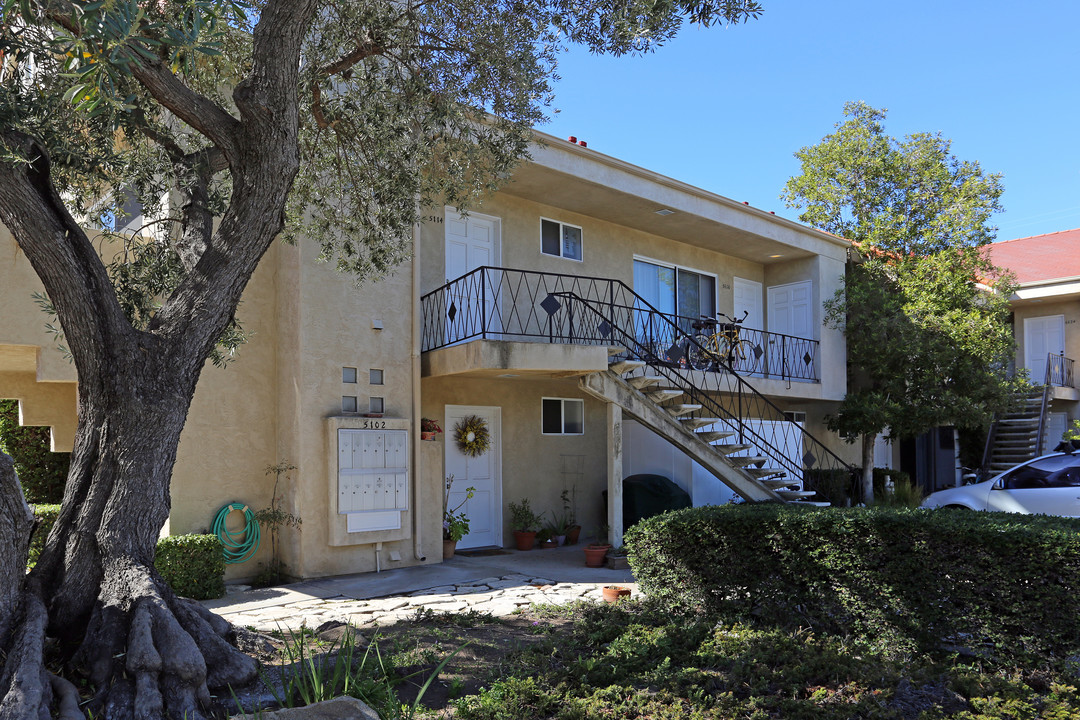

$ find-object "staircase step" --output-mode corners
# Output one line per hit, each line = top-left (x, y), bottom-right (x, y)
(728, 455), (767, 467)
(760, 477), (796, 489)
(998, 418), (1040, 425)
(791, 500), (832, 507)
(746, 467), (786, 478)
(647, 389), (684, 403)
(777, 489), (817, 500)
(607, 346), (626, 355)
(695, 430), (734, 443)
(666, 404), (701, 417)
(609, 359), (646, 375)
(681, 417), (720, 430)
(627, 375), (662, 389)
(715, 444), (752, 455)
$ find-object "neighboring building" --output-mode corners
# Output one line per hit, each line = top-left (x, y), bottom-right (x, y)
(986, 230), (1080, 452)
(0, 131), (856, 581)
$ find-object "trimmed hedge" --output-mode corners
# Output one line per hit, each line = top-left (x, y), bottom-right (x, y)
(29, 506), (225, 600)
(0, 400), (69, 503)
(626, 504), (1080, 660)
(156, 534), (226, 601)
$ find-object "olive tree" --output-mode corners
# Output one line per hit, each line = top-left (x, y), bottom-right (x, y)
(0, 0), (762, 716)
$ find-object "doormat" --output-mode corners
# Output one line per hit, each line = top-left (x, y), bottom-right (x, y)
(454, 548), (511, 557)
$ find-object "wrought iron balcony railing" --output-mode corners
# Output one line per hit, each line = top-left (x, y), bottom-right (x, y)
(420, 267), (820, 383)
(1048, 353), (1075, 388)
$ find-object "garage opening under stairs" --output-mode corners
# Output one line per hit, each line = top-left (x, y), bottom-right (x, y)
(559, 291), (855, 506)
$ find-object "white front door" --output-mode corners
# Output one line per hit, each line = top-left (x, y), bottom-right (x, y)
(1025, 315), (1065, 383)
(733, 277), (763, 331)
(1046, 412), (1069, 453)
(445, 208), (501, 341)
(444, 405), (501, 550)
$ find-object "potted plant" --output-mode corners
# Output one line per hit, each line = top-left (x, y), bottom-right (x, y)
(560, 488), (581, 545)
(420, 418), (442, 441)
(443, 474), (475, 559)
(583, 524), (611, 567)
(546, 515), (569, 546)
(508, 499), (541, 551)
(537, 527), (557, 549)
(602, 585), (632, 603)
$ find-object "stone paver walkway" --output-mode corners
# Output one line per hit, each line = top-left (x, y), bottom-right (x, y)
(216, 574), (635, 632)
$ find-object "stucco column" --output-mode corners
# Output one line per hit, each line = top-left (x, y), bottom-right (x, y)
(607, 403), (623, 547)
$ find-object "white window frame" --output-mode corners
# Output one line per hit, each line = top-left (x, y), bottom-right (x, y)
(541, 397), (585, 436)
(540, 217), (584, 262)
(632, 255), (719, 317)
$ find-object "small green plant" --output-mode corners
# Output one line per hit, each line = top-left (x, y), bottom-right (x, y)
(508, 499), (542, 533)
(253, 461), (301, 587)
(1064, 419), (1080, 444)
(443, 474), (476, 542)
(266, 626), (398, 715)
(560, 487), (577, 527)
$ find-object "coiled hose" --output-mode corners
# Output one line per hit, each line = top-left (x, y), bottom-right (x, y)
(212, 503), (260, 564)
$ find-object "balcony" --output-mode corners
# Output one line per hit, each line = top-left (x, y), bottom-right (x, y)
(420, 267), (820, 384)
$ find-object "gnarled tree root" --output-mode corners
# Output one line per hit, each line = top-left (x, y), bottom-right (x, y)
(71, 556), (258, 719)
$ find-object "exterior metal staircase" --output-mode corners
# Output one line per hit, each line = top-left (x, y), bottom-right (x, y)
(983, 388), (1048, 475)
(558, 292), (855, 504)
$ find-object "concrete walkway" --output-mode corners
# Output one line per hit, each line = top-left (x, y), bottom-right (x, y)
(205, 545), (636, 632)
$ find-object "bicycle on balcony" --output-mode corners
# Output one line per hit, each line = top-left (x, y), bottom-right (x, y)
(686, 310), (760, 374)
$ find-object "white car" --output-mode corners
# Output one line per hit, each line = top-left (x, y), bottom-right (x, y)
(922, 451), (1080, 516)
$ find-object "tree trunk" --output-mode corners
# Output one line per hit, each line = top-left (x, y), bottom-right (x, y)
(0, 355), (257, 719)
(861, 433), (876, 505)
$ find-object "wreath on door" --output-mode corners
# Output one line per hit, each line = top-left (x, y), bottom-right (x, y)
(454, 415), (491, 457)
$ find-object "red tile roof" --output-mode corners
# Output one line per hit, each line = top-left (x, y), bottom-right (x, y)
(985, 229), (1080, 284)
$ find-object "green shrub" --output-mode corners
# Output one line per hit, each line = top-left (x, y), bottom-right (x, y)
(802, 468), (855, 506)
(626, 504), (1080, 660)
(155, 534), (226, 600)
(0, 400), (69, 503)
(28, 503), (60, 569)
(28, 508), (225, 600)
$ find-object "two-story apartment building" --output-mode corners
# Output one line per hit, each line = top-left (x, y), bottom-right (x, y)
(986, 230), (1080, 450)
(0, 131), (855, 581)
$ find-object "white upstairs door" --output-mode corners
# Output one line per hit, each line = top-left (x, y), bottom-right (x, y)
(1025, 315), (1065, 383)
(444, 405), (501, 549)
(444, 208), (502, 342)
(733, 277), (763, 331)
(768, 280), (814, 378)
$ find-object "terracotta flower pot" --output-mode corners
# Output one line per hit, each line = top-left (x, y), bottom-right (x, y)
(584, 543), (611, 567)
(565, 525), (582, 545)
(421, 431), (437, 441)
(443, 539), (457, 559)
(540, 538), (558, 549)
(602, 585), (631, 603)
(513, 530), (537, 551)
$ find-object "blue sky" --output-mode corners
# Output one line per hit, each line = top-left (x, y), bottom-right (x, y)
(543, 0), (1080, 241)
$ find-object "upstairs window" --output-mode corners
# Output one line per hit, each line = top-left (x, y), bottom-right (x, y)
(541, 218), (583, 261)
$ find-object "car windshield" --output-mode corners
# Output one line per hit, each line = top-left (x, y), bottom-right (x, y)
(1001, 454), (1080, 490)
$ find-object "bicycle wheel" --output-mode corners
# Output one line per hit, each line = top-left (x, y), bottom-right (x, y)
(735, 339), (761, 374)
(686, 335), (714, 370)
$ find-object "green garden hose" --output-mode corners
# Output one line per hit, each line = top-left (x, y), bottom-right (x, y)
(212, 503), (260, 564)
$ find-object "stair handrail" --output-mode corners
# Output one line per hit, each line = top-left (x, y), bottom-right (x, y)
(1035, 355), (1054, 456)
(551, 290), (855, 486)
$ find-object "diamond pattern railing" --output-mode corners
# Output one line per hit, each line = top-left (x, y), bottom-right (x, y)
(421, 267), (819, 382)
(1049, 353), (1075, 389)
